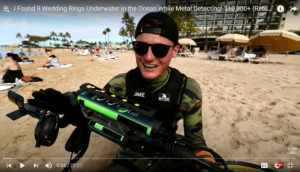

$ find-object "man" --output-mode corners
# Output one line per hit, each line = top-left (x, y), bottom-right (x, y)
(104, 12), (215, 172)
(28, 12), (215, 172)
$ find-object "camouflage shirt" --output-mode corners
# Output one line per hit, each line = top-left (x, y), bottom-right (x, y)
(104, 67), (207, 148)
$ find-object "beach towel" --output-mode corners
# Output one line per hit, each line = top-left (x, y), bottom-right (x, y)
(99, 56), (119, 61)
(36, 64), (72, 70)
(18, 61), (34, 64)
(0, 82), (31, 93)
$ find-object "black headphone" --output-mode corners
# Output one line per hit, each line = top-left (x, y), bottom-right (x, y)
(35, 110), (59, 147)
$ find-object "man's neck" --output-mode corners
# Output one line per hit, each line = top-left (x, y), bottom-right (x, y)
(145, 68), (170, 92)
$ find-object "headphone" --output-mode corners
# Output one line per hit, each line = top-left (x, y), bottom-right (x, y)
(35, 110), (59, 147)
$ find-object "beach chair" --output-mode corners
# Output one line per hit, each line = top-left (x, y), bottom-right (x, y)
(224, 54), (236, 61)
(209, 51), (220, 60)
(250, 55), (270, 63)
(233, 53), (256, 63)
(186, 48), (199, 57)
(177, 51), (192, 57)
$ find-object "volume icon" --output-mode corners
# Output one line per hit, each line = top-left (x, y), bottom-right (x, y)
(45, 162), (52, 169)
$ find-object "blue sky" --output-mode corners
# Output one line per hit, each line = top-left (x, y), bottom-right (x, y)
(0, 0), (165, 45)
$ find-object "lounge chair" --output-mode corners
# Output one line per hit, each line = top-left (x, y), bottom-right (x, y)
(250, 55), (270, 63)
(209, 51), (219, 60)
(235, 53), (256, 63)
(177, 51), (192, 57)
(187, 48), (199, 57)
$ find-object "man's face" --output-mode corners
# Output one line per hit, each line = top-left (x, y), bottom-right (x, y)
(135, 33), (179, 80)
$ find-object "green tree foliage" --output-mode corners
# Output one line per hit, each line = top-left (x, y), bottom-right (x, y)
(169, 11), (196, 37)
(119, 27), (128, 43)
(240, 0), (298, 36)
(16, 33), (23, 41)
(50, 31), (57, 47)
(23, 34), (51, 48)
(265, 0), (299, 30)
(122, 12), (135, 42)
(102, 30), (107, 44)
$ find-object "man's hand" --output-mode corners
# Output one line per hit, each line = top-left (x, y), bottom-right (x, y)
(28, 88), (87, 127)
(28, 88), (68, 114)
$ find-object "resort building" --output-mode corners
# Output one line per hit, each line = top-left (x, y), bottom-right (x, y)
(167, 0), (300, 43)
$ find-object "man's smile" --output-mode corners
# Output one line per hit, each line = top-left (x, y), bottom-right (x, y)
(143, 63), (158, 69)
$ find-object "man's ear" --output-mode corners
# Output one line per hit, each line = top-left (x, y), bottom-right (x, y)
(172, 44), (180, 58)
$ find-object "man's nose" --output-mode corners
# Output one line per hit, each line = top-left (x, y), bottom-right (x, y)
(144, 46), (155, 61)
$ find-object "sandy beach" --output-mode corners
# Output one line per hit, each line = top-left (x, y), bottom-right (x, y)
(0, 49), (299, 171)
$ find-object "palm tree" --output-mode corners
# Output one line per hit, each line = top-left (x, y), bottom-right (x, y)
(58, 32), (65, 46)
(201, 0), (218, 52)
(50, 31), (57, 47)
(119, 27), (127, 43)
(181, 12), (197, 38)
(102, 30), (107, 44)
(105, 28), (111, 44)
(265, 0), (298, 30)
(64, 32), (71, 46)
(122, 12), (135, 41)
(16, 33), (23, 46)
(65, 32), (71, 39)
(66, 32), (71, 41)
(16, 33), (23, 40)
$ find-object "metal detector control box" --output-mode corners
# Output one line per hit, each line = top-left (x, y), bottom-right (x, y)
(77, 83), (161, 147)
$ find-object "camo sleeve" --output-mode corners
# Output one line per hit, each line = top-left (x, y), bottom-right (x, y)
(103, 73), (127, 97)
(180, 77), (207, 148)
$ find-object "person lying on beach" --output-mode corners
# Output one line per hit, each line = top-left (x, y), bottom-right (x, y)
(219, 45), (228, 54)
(43, 49), (60, 68)
(235, 47), (244, 56)
(19, 52), (35, 63)
(252, 46), (266, 57)
(220, 45), (235, 56)
(0, 53), (24, 83)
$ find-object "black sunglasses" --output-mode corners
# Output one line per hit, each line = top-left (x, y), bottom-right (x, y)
(132, 41), (173, 58)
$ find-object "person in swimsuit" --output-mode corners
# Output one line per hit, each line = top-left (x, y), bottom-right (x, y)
(1, 53), (24, 83)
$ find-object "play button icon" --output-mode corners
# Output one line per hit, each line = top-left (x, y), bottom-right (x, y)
(20, 163), (25, 168)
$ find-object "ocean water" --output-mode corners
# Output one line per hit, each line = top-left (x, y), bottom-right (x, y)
(0, 49), (40, 59)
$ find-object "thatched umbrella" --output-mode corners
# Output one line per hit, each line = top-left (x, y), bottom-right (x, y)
(216, 34), (249, 46)
(250, 30), (300, 53)
(178, 38), (197, 46)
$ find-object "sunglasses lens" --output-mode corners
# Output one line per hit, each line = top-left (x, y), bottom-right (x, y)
(152, 44), (170, 58)
(133, 41), (171, 58)
(133, 42), (148, 55)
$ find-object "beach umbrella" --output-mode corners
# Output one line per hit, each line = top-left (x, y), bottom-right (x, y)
(178, 38), (197, 46)
(250, 30), (300, 53)
(216, 34), (249, 46)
